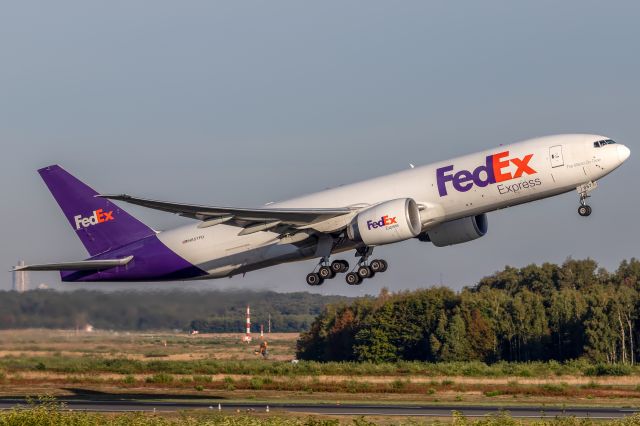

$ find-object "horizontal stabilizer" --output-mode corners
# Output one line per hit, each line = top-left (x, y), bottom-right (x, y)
(12, 256), (133, 272)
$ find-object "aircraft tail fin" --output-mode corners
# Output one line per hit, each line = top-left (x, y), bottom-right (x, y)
(38, 165), (155, 256)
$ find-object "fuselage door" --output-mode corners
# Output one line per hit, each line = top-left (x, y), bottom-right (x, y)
(549, 145), (564, 168)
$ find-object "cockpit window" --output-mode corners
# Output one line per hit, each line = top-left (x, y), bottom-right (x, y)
(594, 139), (616, 148)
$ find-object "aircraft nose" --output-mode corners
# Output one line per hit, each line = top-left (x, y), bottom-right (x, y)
(617, 145), (631, 163)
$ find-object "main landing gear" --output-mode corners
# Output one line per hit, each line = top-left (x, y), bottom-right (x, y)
(306, 258), (349, 286)
(344, 247), (389, 286)
(305, 247), (389, 286)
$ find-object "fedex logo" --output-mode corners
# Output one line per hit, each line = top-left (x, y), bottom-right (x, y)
(436, 151), (536, 196)
(367, 215), (398, 230)
(74, 209), (114, 230)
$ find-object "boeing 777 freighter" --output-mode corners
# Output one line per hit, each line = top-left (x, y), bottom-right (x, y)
(16, 134), (630, 286)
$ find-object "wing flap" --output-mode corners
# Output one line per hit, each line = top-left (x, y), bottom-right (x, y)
(12, 255), (134, 271)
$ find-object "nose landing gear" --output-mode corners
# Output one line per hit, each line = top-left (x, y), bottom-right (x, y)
(577, 181), (597, 217)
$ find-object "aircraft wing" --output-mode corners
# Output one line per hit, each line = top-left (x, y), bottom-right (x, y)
(12, 256), (134, 271)
(98, 194), (355, 231)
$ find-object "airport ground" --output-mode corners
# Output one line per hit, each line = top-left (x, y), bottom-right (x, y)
(1, 329), (639, 425)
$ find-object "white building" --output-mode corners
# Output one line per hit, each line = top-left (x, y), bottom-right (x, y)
(12, 261), (29, 293)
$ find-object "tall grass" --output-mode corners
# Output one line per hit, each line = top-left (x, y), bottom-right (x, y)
(1, 356), (638, 377)
(2, 402), (640, 426)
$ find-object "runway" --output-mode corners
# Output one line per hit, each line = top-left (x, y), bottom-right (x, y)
(0, 398), (638, 418)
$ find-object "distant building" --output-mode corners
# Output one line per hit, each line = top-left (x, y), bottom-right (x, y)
(12, 261), (29, 293)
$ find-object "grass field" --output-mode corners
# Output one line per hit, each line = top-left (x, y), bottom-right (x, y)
(1, 329), (640, 410)
(3, 400), (640, 426)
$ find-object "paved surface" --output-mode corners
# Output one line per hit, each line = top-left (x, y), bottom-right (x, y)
(0, 398), (638, 418)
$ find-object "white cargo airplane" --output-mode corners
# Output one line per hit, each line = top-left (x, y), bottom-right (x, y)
(16, 134), (630, 286)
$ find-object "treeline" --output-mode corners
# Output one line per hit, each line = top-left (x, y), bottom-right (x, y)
(297, 258), (640, 364)
(0, 290), (348, 332)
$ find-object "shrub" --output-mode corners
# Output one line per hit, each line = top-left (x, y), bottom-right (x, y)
(391, 379), (408, 390)
(540, 383), (568, 394)
(193, 375), (212, 383)
(145, 373), (173, 384)
(122, 374), (135, 385)
(585, 363), (632, 376)
(345, 380), (369, 394)
(249, 376), (264, 390)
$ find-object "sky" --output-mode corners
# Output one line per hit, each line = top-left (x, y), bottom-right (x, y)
(1, 1), (639, 296)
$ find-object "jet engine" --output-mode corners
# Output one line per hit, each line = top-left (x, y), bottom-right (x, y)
(347, 198), (422, 246)
(420, 214), (488, 247)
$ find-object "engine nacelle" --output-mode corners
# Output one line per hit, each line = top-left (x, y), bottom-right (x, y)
(347, 198), (422, 246)
(423, 214), (488, 247)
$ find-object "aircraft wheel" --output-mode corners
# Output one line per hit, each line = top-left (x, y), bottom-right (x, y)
(357, 265), (373, 279)
(578, 205), (591, 217)
(318, 266), (335, 279)
(379, 259), (388, 272)
(370, 259), (386, 273)
(331, 260), (346, 274)
(306, 273), (323, 286)
(345, 272), (361, 285)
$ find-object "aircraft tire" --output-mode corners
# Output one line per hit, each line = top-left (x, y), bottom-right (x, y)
(346, 272), (361, 285)
(357, 265), (373, 279)
(578, 205), (591, 217)
(370, 259), (385, 273)
(331, 260), (346, 274)
(318, 266), (335, 279)
(306, 273), (323, 286)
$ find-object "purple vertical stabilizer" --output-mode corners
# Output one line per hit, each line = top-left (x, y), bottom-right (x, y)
(38, 165), (155, 256)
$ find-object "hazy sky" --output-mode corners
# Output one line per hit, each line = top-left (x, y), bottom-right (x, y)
(1, 1), (639, 296)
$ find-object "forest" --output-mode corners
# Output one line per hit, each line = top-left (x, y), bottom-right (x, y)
(297, 258), (640, 364)
(0, 289), (348, 332)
